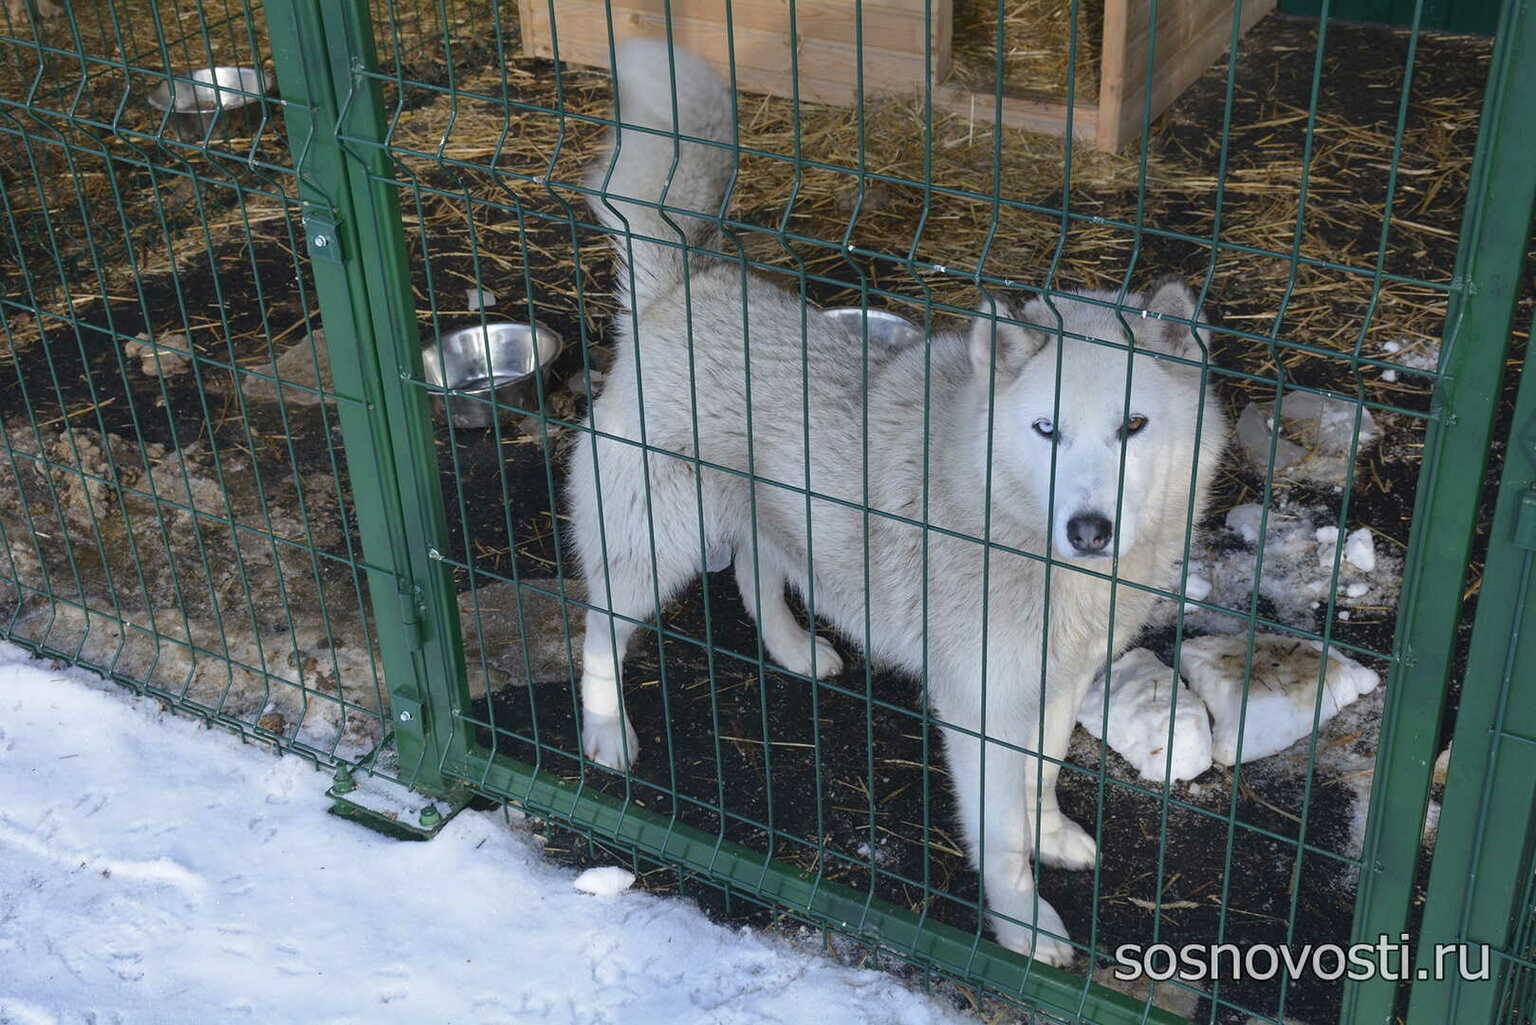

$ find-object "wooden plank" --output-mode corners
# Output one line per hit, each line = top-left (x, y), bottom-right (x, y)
(1096, 0), (1275, 150)
(518, 0), (952, 109)
(931, 84), (1098, 143)
(563, 0), (944, 56)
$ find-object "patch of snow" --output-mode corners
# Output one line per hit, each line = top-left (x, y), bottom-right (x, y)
(1161, 498), (1403, 635)
(1182, 572), (1212, 613)
(573, 866), (637, 896)
(0, 643), (970, 1025)
(1382, 337), (1441, 372)
(1177, 634), (1381, 765)
(1079, 649), (1213, 782)
(1345, 528), (1377, 573)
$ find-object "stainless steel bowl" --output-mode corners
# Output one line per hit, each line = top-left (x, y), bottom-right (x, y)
(821, 307), (923, 352)
(423, 322), (562, 429)
(147, 66), (275, 140)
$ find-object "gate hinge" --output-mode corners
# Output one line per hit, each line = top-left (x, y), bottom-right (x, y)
(1513, 488), (1536, 551)
(303, 212), (344, 264)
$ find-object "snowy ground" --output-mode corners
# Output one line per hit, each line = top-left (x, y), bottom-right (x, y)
(0, 643), (971, 1025)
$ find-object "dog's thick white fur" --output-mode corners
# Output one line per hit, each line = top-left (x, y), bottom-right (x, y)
(567, 39), (1229, 966)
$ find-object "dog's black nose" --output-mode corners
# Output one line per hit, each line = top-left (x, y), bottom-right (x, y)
(1067, 513), (1114, 554)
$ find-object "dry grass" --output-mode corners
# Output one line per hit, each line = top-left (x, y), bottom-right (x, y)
(367, 14), (1485, 414)
(2, 5), (1498, 495)
(4, 0), (1488, 400)
(950, 0), (1104, 101)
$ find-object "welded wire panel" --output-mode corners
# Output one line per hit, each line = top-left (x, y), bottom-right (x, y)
(0, 0), (393, 759)
(1497, 857), (1536, 1025)
(329, 1), (1513, 1022)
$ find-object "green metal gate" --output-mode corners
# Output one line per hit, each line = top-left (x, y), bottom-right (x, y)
(3, 0), (1534, 1022)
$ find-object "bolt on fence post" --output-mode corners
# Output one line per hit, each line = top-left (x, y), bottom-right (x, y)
(263, 0), (469, 796)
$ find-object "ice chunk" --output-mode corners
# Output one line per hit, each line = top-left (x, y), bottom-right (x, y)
(1236, 402), (1305, 473)
(1234, 390), (1378, 484)
(1185, 574), (1212, 602)
(1225, 503), (1265, 544)
(466, 287), (497, 311)
(1345, 528), (1377, 573)
(1178, 634), (1380, 765)
(1345, 581), (1369, 599)
(574, 866), (636, 896)
(1315, 526), (1339, 568)
(1079, 648), (1213, 782)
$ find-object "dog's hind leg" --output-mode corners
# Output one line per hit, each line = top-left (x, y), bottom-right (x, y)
(571, 431), (702, 771)
(733, 546), (843, 679)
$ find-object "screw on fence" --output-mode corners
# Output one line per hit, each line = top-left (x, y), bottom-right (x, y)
(332, 765), (357, 795)
(399, 710), (413, 723)
(418, 805), (442, 829)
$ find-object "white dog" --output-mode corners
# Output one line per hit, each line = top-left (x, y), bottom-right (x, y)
(566, 39), (1229, 965)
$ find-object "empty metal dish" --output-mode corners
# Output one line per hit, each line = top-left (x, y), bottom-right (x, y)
(422, 322), (562, 429)
(147, 66), (275, 140)
(821, 307), (923, 353)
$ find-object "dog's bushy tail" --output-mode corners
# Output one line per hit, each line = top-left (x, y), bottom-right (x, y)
(586, 39), (736, 311)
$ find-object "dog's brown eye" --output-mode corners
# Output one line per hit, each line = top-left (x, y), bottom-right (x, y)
(1125, 414), (1148, 436)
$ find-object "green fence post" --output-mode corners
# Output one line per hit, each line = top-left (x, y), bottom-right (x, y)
(1342, 0), (1536, 1021)
(264, 0), (468, 793)
(1402, 20), (1536, 1002)
(1405, 277), (1536, 1025)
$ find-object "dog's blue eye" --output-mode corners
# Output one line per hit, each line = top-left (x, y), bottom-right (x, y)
(1124, 414), (1148, 436)
(1032, 418), (1055, 438)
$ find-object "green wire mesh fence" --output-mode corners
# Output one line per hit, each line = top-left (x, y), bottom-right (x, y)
(2, 0), (1534, 1022)
(0, 0), (396, 759)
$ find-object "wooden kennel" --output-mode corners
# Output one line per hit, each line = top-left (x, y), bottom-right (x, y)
(515, 0), (1275, 152)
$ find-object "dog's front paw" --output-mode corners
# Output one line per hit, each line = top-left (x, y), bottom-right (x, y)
(582, 709), (640, 771)
(1036, 813), (1099, 870)
(989, 896), (1075, 967)
(774, 633), (844, 679)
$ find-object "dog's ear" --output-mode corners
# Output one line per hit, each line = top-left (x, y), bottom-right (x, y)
(1135, 277), (1208, 359)
(969, 293), (1048, 380)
